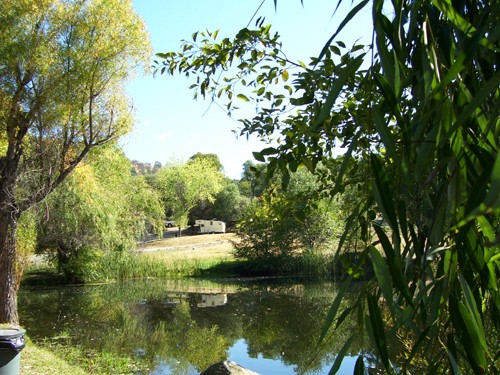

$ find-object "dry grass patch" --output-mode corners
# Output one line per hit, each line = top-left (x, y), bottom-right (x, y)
(134, 232), (239, 266)
(136, 232), (239, 251)
(141, 243), (235, 262)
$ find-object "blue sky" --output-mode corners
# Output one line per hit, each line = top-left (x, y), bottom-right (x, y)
(123, 0), (372, 179)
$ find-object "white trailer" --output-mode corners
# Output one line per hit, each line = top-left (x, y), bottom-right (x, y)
(195, 219), (226, 234)
(197, 293), (228, 307)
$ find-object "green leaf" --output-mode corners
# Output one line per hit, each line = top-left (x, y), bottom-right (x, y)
(373, 224), (413, 305)
(335, 306), (354, 330)
(372, 107), (400, 165)
(313, 54), (364, 129)
(281, 69), (289, 82)
(370, 154), (398, 232)
(331, 45), (341, 56)
(456, 146), (500, 228)
(332, 133), (359, 196)
(320, 276), (352, 342)
(373, 0), (395, 87)
(483, 151), (500, 208)
(458, 274), (487, 349)
(445, 345), (462, 375)
(328, 335), (356, 375)
(252, 151), (265, 162)
(366, 293), (391, 371)
(353, 355), (365, 375)
(369, 245), (394, 314)
(259, 147), (278, 156)
(316, 0), (369, 64)
(430, 0), (490, 46)
(452, 71), (500, 139)
(237, 93), (250, 102)
(457, 301), (487, 371)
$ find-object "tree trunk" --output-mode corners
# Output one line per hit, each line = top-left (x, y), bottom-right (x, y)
(0, 151), (22, 324)
(0, 211), (20, 324)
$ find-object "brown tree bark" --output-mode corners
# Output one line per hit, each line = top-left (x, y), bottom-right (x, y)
(0, 212), (19, 324)
(0, 94), (26, 324)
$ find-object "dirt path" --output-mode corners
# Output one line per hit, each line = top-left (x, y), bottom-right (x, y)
(133, 231), (239, 253)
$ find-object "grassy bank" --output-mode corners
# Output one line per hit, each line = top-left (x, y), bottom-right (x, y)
(23, 232), (352, 286)
(20, 338), (88, 375)
(20, 337), (148, 375)
(23, 233), (240, 285)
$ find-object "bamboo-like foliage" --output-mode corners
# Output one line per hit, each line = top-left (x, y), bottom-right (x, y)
(156, 0), (499, 372)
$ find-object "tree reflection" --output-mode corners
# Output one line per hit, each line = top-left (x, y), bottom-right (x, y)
(154, 302), (227, 372)
(19, 279), (372, 374)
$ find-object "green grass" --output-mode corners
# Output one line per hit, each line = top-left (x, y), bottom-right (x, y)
(20, 337), (88, 375)
(23, 236), (238, 284)
(20, 338), (146, 375)
(23, 232), (356, 286)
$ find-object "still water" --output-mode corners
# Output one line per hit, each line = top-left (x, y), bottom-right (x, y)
(19, 278), (373, 374)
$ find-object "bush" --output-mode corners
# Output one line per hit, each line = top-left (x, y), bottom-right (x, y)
(234, 191), (337, 266)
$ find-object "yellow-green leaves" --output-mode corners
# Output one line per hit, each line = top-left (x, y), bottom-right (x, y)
(237, 93), (250, 102)
(154, 157), (225, 229)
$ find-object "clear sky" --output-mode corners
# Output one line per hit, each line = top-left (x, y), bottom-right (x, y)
(122, 0), (372, 179)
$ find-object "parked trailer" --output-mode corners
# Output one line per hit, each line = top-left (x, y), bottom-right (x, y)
(195, 219), (226, 234)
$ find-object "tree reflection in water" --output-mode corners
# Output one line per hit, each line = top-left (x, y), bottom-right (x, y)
(19, 278), (371, 374)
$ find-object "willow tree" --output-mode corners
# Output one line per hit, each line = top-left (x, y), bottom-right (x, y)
(157, 0), (499, 372)
(37, 146), (164, 283)
(0, 0), (151, 323)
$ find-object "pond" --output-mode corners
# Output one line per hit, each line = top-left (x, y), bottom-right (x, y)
(18, 278), (375, 374)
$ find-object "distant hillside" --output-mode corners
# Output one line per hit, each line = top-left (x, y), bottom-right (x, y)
(131, 160), (162, 175)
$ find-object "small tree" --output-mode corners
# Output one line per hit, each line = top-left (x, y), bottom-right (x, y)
(238, 160), (271, 200)
(153, 158), (225, 235)
(189, 153), (224, 173)
(235, 168), (338, 263)
(212, 182), (250, 225)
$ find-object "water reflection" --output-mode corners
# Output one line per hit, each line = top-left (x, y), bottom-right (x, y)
(197, 293), (228, 308)
(18, 278), (371, 374)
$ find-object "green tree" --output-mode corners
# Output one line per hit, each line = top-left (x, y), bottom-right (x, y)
(37, 146), (164, 282)
(212, 182), (250, 225)
(153, 158), (225, 235)
(188, 180), (250, 226)
(235, 168), (338, 266)
(157, 1), (499, 372)
(189, 152), (224, 172)
(238, 160), (270, 200)
(0, 0), (150, 323)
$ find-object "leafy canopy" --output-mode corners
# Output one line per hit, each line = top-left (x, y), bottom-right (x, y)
(37, 146), (164, 282)
(0, 0), (151, 323)
(153, 157), (226, 229)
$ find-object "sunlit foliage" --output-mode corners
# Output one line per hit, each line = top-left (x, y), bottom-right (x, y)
(0, 0), (151, 322)
(37, 146), (164, 282)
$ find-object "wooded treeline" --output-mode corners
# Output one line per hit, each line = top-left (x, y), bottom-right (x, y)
(20, 148), (355, 283)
